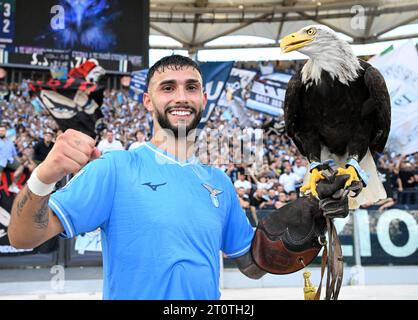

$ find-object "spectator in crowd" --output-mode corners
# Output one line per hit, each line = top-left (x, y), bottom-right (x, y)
(249, 171), (274, 190)
(33, 130), (55, 165)
(97, 130), (124, 154)
(373, 196), (396, 213)
(274, 192), (288, 209)
(237, 186), (256, 226)
(234, 173), (252, 193)
(236, 187), (251, 210)
(19, 147), (37, 177)
(292, 157), (307, 180)
(267, 189), (278, 202)
(249, 188), (267, 225)
(278, 162), (302, 194)
(397, 156), (416, 190)
(385, 163), (399, 196)
(225, 163), (241, 183)
(128, 130), (146, 151)
(270, 160), (282, 177)
(275, 184), (285, 194)
(288, 190), (298, 202)
(263, 189), (278, 210)
(0, 124), (24, 193)
(378, 161), (397, 207)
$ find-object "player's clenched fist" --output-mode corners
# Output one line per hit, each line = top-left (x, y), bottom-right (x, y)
(36, 129), (101, 184)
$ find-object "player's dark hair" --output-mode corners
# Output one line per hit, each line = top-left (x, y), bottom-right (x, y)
(146, 55), (202, 90)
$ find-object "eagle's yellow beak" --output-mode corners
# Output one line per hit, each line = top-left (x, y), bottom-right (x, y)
(280, 31), (314, 53)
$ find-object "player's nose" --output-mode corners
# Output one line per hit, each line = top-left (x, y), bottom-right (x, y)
(174, 87), (188, 103)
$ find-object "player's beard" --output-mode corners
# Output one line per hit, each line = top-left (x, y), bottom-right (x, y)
(155, 106), (203, 139)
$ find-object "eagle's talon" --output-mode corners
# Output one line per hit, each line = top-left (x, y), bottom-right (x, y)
(336, 166), (360, 189)
(301, 168), (325, 197)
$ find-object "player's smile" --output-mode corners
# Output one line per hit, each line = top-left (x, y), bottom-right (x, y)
(167, 106), (195, 120)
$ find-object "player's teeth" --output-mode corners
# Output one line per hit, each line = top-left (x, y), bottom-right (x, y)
(171, 111), (191, 116)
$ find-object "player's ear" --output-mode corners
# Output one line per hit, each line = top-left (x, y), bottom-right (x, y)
(143, 92), (154, 112)
(202, 91), (208, 109)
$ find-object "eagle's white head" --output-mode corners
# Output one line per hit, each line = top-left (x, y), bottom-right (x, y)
(280, 25), (362, 86)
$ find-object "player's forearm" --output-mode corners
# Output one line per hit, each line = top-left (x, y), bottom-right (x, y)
(9, 186), (51, 248)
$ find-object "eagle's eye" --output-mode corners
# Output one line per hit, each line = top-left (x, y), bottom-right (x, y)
(306, 28), (316, 36)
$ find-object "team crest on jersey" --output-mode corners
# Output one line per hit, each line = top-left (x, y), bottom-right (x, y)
(202, 183), (223, 208)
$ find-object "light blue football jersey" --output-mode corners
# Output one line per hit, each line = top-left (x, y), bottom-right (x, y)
(49, 142), (254, 300)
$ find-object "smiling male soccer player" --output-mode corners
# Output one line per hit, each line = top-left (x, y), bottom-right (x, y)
(9, 55), (347, 300)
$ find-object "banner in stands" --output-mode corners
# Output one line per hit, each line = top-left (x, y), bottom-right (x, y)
(199, 61), (234, 126)
(129, 69), (148, 102)
(369, 40), (418, 155)
(218, 68), (257, 107)
(245, 73), (290, 117)
(216, 67), (257, 127)
(329, 208), (418, 265)
(258, 62), (275, 76)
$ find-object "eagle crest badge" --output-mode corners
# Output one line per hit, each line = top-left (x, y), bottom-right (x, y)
(202, 183), (223, 208)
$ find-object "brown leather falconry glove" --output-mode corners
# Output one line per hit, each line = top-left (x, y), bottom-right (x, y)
(251, 173), (350, 274)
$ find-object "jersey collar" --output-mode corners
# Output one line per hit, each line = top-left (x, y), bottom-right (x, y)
(144, 141), (198, 167)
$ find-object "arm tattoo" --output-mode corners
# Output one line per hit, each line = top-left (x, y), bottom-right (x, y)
(33, 197), (50, 230)
(16, 188), (33, 217)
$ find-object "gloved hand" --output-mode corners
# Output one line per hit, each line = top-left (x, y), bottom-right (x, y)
(316, 171), (351, 218)
(251, 173), (350, 274)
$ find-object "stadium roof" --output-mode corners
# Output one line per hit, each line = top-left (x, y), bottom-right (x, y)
(149, 0), (418, 52)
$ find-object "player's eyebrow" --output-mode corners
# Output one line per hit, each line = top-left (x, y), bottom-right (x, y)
(158, 79), (176, 87)
(185, 79), (201, 85)
(158, 79), (202, 87)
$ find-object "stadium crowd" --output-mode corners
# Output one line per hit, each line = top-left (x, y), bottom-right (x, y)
(0, 69), (417, 226)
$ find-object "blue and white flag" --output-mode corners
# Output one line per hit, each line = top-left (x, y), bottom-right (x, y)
(199, 61), (234, 126)
(246, 75), (289, 117)
(369, 40), (418, 155)
(129, 69), (148, 102)
(218, 67), (257, 107)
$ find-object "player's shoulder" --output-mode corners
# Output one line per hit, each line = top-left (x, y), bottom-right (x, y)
(93, 145), (145, 167)
(201, 164), (234, 188)
(106, 144), (147, 161)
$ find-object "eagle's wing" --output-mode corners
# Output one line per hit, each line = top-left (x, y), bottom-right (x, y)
(363, 65), (391, 153)
(284, 71), (306, 156)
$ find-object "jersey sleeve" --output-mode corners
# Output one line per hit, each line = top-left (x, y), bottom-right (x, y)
(221, 179), (255, 258)
(48, 153), (116, 238)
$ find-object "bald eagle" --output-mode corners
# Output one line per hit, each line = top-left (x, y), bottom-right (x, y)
(280, 25), (391, 208)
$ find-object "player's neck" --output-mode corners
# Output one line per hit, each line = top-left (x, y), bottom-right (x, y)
(150, 134), (195, 162)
